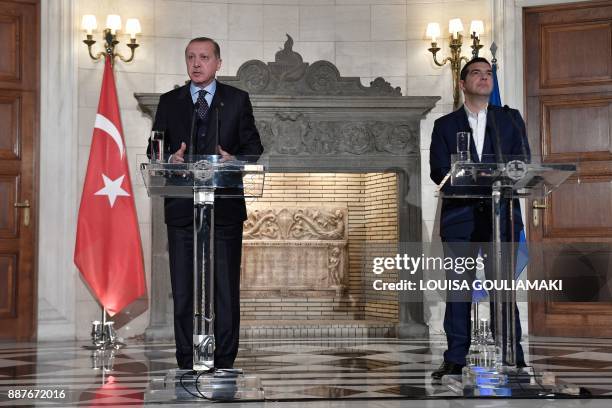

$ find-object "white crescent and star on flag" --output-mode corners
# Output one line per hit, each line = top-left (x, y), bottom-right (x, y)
(94, 113), (125, 158)
(95, 174), (130, 207)
(93, 113), (130, 207)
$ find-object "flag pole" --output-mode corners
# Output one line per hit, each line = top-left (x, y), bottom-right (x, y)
(101, 52), (109, 337)
(101, 306), (108, 348)
(101, 306), (121, 348)
(101, 56), (111, 346)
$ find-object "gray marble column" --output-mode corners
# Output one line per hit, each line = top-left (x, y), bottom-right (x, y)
(37, 0), (79, 340)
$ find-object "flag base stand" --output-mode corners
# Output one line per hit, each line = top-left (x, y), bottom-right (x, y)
(145, 368), (264, 402)
(86, 321), (125, 349)
(85, 308), (125, 350)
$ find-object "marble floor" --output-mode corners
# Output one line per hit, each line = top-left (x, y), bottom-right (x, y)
(1, 335), (612, 407)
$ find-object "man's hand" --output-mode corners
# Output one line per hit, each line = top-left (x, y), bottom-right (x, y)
(170, 142), (187, 163)
(217, 145), (235, 162)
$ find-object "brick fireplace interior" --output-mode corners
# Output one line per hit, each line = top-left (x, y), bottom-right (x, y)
(240, 171), (400, 338)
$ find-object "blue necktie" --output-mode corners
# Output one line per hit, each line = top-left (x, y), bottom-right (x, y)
(196, 89), (209, 121)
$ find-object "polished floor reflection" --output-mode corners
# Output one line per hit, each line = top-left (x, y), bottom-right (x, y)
(2, 336), (612, 406)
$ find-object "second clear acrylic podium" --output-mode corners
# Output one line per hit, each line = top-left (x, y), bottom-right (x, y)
(439, 154), (580, 396)
(141, 155), (265, 401)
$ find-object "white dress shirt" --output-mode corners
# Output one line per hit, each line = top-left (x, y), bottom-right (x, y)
(465, 104), (487, 160)
(190, 79), (216, 106)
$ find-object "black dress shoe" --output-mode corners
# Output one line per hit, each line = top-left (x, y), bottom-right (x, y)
(215, 361), (233, 370)
(178, 363), (193, 370)
(431, 361), (465, 380)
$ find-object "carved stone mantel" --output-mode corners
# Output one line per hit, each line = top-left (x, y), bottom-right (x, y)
(135, 35), (439, 340)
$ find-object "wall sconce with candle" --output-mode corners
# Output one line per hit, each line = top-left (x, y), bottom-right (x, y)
(426, 18), (485, 110)
(81, 14), (141, 65)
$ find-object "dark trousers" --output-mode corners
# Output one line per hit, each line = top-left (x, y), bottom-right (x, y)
(441, 213), (525, 366)
(167, 220), (243, 369)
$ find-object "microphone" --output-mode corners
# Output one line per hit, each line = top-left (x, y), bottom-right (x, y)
(487, 108), (504, 164)
(147, 134), (154, 160)
(215, 101), (223, 155)
(464, 127), (476, 162)
(503, 105), (530, 162)
(188, 100), (199, 161)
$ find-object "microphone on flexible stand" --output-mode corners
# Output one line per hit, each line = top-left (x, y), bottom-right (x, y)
(488, 108), (511, 248)
(188, 100), (199, 162)
(466, 127), (475, 161)
(147, 134), (154, 160)
(487, 108), (504, 165)
(503, 105), (530, 163)
(214, 102), (223, 155)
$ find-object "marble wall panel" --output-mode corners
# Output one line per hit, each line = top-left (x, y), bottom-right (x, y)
(192, 3), (229, 39)
(229, 4), (263, 41)
(371, 5), (406, 41)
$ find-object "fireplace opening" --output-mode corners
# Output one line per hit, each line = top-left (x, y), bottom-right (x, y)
(240, 172), (399, 338)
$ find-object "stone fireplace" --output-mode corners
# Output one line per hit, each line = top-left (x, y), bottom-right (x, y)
(135, 35), (439, 339)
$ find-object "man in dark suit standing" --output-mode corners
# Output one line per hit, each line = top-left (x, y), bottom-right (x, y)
(151, 37), (263, 370)
(429, 57), (529, 379)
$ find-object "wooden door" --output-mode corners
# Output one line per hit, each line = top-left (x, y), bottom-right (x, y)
(525, 1), (612, 337)
(0, 0), (38, 341)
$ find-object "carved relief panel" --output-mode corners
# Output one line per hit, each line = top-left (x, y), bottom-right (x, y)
(241, 207), (348, 296)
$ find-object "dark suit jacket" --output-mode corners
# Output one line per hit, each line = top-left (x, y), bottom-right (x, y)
(429, 104), (530, 239)
(150, 81), (264, 226)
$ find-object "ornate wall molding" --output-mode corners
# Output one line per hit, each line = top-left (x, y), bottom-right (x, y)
(226, 35), (401, 96)
(256, 116), (418, 156)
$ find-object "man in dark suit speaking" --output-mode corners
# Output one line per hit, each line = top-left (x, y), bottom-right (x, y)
(150, 37), (263, 370)
(429, 57), (529, 379)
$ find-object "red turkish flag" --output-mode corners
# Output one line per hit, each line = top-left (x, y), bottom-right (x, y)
(74, 58), (146, 316)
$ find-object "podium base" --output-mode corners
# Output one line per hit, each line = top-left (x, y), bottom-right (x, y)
(145, 368), (264, 402)
(443, 365), (585, 397)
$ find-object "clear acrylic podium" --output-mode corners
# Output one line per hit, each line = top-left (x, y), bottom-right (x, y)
(141, 155), (265, 401)
(438, 154), (581, 396)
